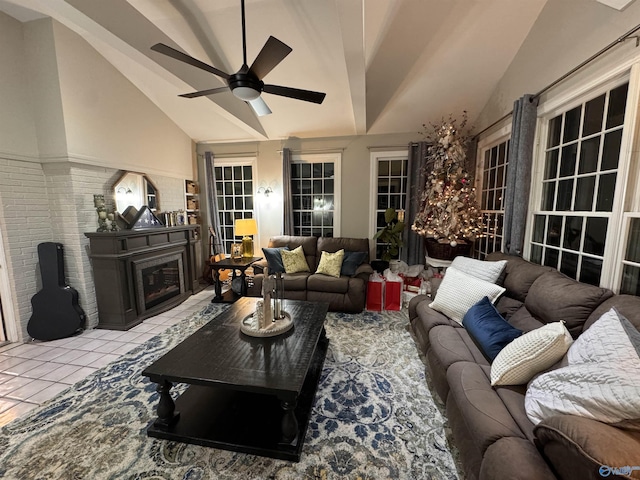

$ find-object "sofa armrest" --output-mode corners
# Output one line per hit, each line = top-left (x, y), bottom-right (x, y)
(480, 437), (556, 480)
(534, 415), (640, 480)
(353, 263), (374, 278)
(252, 259), (268, 275)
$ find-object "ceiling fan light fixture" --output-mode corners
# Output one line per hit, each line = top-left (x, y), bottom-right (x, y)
(232, 86), (261, 101)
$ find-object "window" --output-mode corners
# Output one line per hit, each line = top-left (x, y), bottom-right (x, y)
(528, 82), (629, 286)
(476, 139), (509, 259)
(291, 153), (341, 237)
(369, 151), (408, 260)
(214, 160), (255, 254)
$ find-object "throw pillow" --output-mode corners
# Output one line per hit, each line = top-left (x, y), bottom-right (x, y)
(341, 251), (367, 276)
(462, 296), (523, 361)
(525, 308), (640, 425)
(451, 256), (507, 284)
(429, 267), (505, 324)
(261, 246), (289, 274)
(490, 321), (573, 386)
(280, 245), (310, 274)
(316, 249), (345, 278)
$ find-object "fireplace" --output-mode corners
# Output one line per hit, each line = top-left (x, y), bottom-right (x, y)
(85, 226), (202, 330)
(135, 254), (185, 313)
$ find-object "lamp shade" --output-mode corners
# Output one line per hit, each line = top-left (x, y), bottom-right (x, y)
(235, 218), (257, 236)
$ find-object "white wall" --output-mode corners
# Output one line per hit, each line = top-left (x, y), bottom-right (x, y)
(196, 132), (418, 251)
(0, 11), (39, 159)
(0, 15), (197, 341)
(475, 0), (640, 133)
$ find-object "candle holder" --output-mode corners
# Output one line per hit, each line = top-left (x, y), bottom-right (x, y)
(93, 194), (109, 232)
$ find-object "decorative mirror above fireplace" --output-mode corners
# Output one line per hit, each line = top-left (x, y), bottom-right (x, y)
(113, 171), (159, 214)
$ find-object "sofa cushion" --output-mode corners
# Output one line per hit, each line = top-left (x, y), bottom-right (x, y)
(429, 267), (505, 324)
(268, 236), (317, 270)
(317, 237), (369, 261)
(429, 325), (490, 368)
(451, 256), (507, 283)
(315, 249), (344, 277)
(486, 252), (553, 302)
(341, 251), (367, 276)
(446, 362), (527, 456)
(584, 294), (640, 333)
(525, 308), (640, 425)
(525, 270), (614, 338)
(493, 296), (524, 320)
(534, 415), (640, 480)
(281, 272), (310, 291)
(307, 273), (350, 294)
(506, 306), (545, 333)
(491, 321), (573, 386)
(480, 437), (557, 480)
(261, 246), (289, 273)
(462, 297), (523, 361)
(281, 245), (311, 274)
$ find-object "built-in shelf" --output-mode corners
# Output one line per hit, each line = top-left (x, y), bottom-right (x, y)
(185, 180), (200, 225)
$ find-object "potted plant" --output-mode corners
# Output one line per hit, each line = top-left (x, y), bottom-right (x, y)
(374, 208), (405, 263)
(411, 112), (483, 260)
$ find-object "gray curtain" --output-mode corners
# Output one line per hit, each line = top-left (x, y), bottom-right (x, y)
(282, 147), (295, 235)
(503, 94), (539, 256)
(405, 142), (428, 265)
(204, 151), (225, 255)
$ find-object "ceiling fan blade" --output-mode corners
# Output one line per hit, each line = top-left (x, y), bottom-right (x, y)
(249, 36), (292, 80)
(179, 87), (229, 99)
(151, 43), (230, 80)
(248, 97), (272, 117)
(263, 84), (326, 104)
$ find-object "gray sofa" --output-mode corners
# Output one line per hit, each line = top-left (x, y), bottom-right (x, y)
(408, 252), (640, 480)
(248, 235), (373, 313)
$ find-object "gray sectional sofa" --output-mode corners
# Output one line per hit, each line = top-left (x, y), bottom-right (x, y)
(408, 252), (640, 480)
(248, 235), (373, 313)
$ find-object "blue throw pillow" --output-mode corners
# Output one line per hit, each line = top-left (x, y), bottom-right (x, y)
(262, 246), (289, 274)
(341, 251), (367, 276)
(462, 296), (523, 362)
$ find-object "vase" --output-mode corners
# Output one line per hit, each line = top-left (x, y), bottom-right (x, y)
(424, 238), (471, 261)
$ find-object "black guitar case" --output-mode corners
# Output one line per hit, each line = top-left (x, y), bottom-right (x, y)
(27, 242), (86, 341)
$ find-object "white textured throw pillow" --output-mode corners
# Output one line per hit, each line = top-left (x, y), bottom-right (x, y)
(491, 321), (573, 386)
(428, 267), (505, 324)
(525, 308), (640, 425)
(450, 256), (507, 284)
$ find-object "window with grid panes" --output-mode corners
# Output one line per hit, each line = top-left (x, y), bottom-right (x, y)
(529, 82), (628, 286)
(214, 164), (254, 254)
(476, 140), (509, 259)
(374, 157), (408, 260)
(291, 161), (335, 237)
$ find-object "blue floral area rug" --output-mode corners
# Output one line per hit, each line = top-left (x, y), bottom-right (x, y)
(0, 304), (460, 480)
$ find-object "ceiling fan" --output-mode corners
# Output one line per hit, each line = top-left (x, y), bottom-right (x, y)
(151, 0), (326, 117)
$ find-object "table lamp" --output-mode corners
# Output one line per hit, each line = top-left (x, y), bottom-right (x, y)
(235, 218), (258, 258)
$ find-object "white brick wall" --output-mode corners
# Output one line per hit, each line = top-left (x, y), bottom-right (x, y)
(0, 157), (187, 340)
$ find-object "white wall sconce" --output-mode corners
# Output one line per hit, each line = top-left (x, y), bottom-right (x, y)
(257, 186), (273, 197)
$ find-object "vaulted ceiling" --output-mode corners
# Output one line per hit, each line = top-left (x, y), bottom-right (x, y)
(1, 0), (550, 143)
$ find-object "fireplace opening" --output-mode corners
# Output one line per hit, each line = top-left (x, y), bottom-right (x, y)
(141, 260), (181, 310)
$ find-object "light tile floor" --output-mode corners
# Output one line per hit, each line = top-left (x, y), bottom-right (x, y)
(0, 285), (218, 428)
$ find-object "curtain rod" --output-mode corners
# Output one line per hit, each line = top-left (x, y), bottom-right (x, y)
(277, 147), (345, 154)
(473, 23), (640, 140)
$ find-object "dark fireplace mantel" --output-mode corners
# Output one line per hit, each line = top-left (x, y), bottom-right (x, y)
(85, 226), (202, 330)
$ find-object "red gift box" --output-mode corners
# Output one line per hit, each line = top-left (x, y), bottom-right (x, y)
(366, 279), (384, 311)
(384, 280), (402, 311)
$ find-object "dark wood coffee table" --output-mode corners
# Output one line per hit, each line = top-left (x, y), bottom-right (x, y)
(142, 297), (329, 462)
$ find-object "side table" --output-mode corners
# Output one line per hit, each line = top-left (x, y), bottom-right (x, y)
(208, 256), (262, 303)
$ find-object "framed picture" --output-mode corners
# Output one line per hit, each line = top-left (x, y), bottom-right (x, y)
(231, 243), (243, 259)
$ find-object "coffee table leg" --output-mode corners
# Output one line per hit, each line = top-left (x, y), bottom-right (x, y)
(279, 398), (299, 445)
(154, 380), (180, 428)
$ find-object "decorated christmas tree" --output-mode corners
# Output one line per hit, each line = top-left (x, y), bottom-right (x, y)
(412, 113), (483, 249)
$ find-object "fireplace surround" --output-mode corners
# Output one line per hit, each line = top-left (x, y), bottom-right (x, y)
(85, 226), (201, 330)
